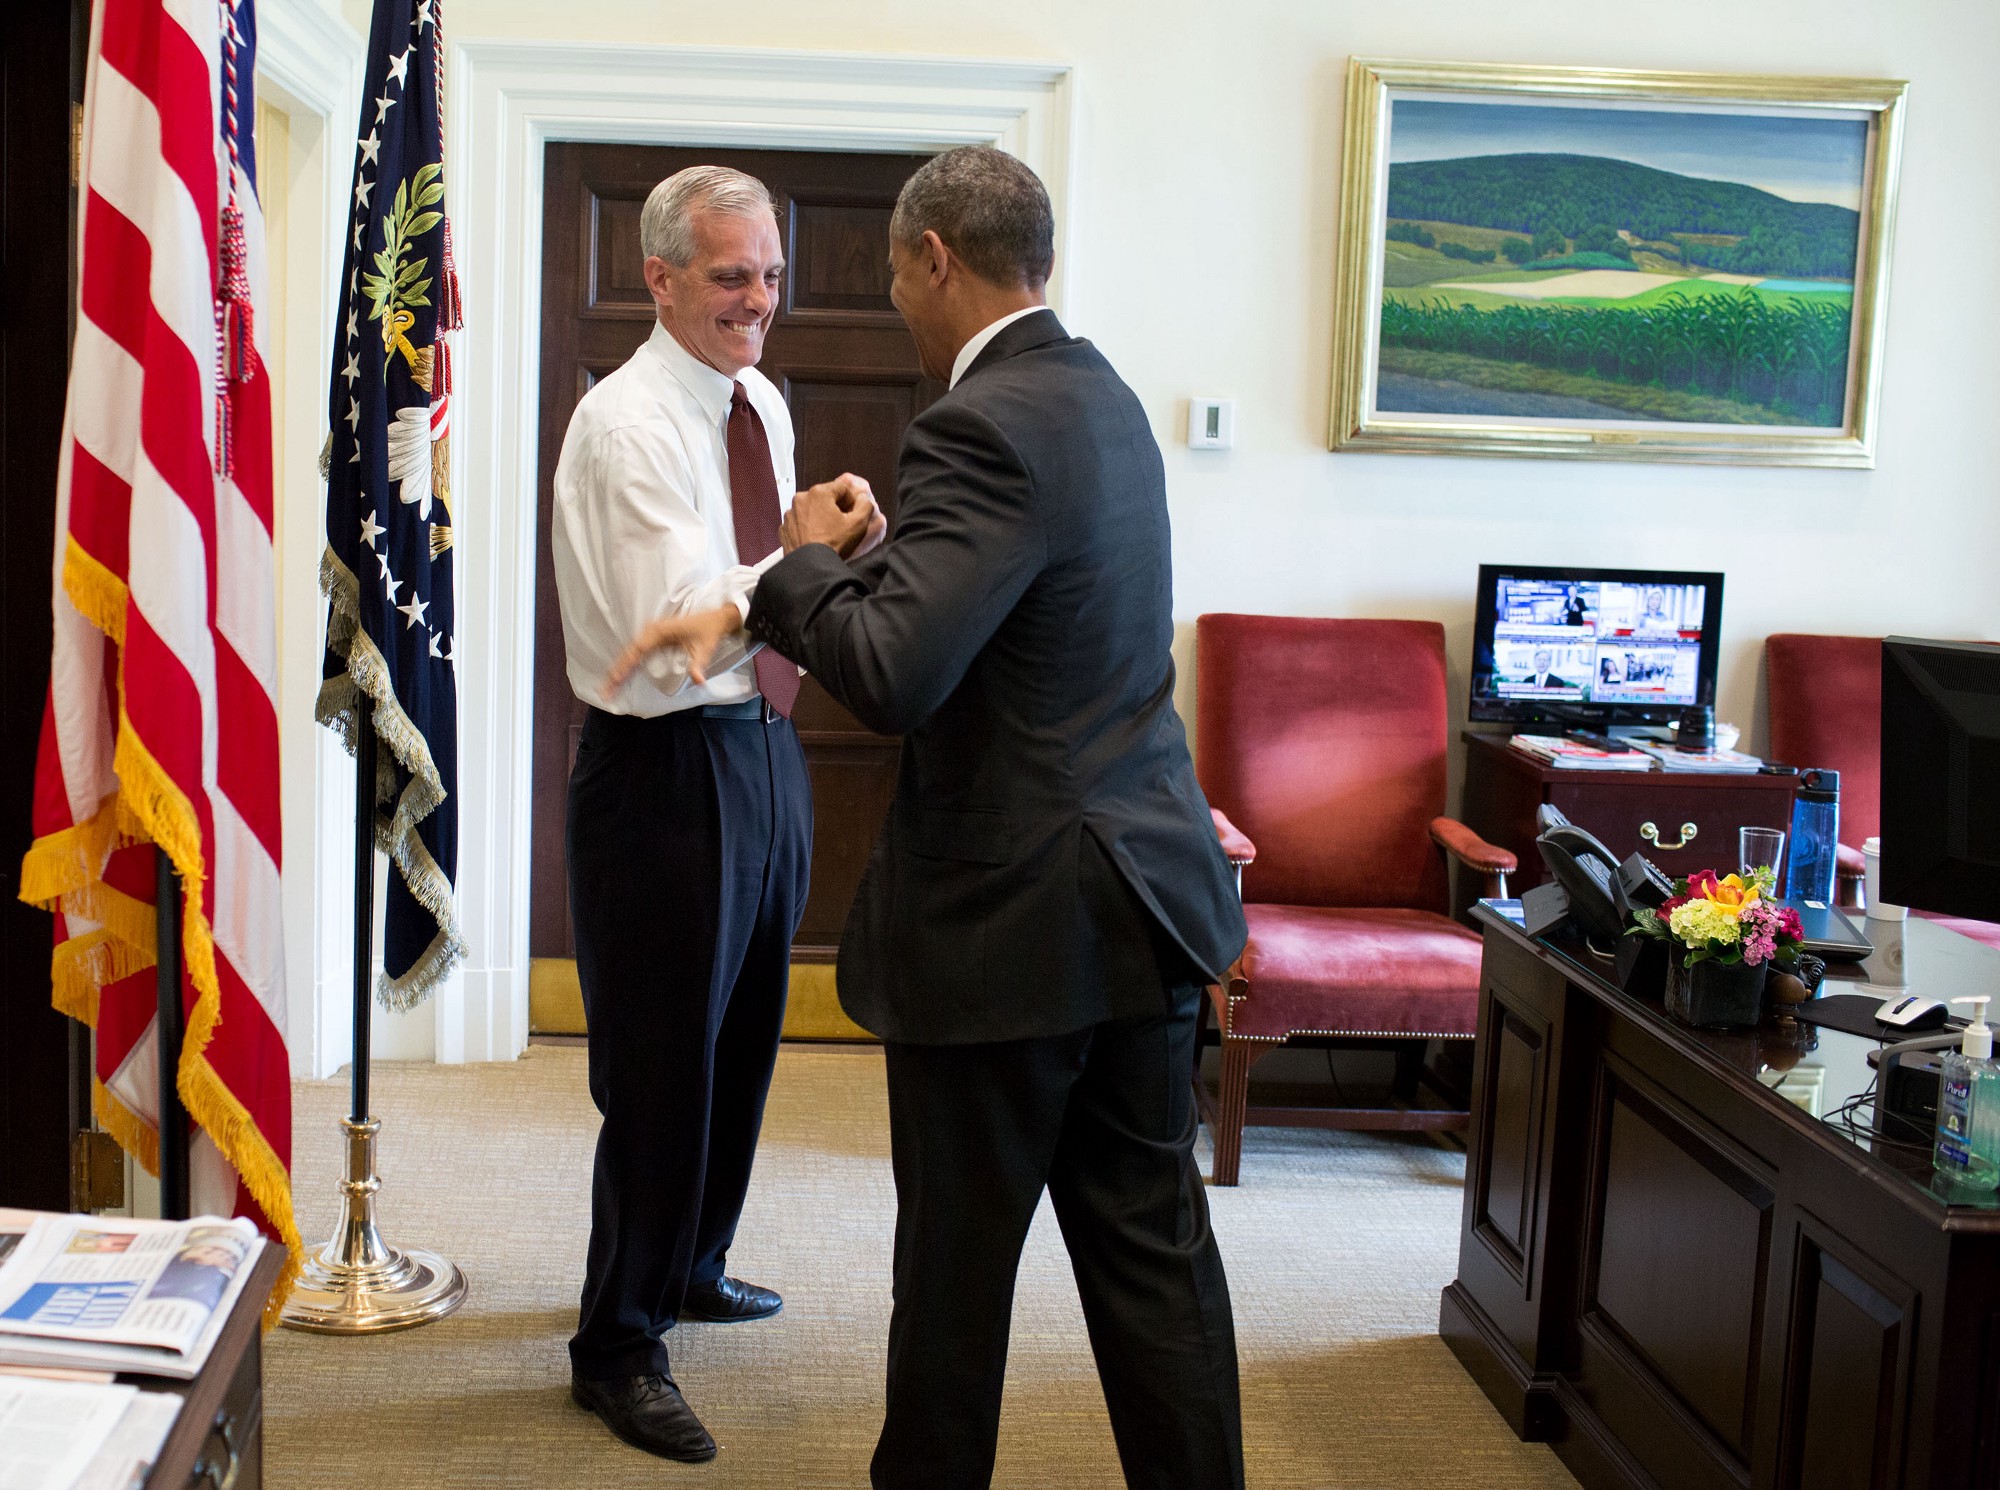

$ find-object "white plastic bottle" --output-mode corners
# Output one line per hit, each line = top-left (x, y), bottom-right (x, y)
(1934, 996), (2000, 1189)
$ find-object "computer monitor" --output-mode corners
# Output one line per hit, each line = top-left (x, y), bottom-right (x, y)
(1879, 637), (2000, 921)
(1468, 565), (1725, 727)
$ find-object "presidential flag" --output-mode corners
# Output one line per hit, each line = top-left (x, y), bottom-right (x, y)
(319, 0), (467, 1007)
(21, 0), (300, 1296)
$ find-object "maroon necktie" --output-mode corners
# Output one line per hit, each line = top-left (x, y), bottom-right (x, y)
(725, 384), (800, 719)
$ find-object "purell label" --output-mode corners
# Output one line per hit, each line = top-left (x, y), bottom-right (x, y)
(1938, 1072), (1977, 1171)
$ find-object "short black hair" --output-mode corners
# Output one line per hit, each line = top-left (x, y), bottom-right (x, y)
(890, 147), (1054, 289)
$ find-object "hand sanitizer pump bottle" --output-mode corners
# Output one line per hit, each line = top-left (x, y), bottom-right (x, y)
(1934, 996), (2000, 1188)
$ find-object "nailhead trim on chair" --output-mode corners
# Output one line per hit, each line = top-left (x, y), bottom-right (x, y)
(1222, 994), (1478, 1043)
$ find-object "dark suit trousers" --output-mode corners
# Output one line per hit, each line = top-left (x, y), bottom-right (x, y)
(872, 984), (1244, 1490)
(565, 704), (811, 1381)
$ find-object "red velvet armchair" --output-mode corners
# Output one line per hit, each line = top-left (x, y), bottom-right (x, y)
(1194, 614), (1517, 1186)
(1766, 633), (2000, 950)
(1765, 633), (1880, 905)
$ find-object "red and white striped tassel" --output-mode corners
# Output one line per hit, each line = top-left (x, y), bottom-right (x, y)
(213, 301), (233, 479)
(218, 200), (255, 381)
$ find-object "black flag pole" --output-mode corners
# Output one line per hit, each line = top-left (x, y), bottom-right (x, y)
(351, 695), (375, 1131)
(155, 853), (191, 1222)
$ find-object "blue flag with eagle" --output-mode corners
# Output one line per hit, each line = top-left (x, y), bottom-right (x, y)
(318, 0), (466, 1008)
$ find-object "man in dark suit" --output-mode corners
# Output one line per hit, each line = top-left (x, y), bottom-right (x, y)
(606, 146), (1247, 1490)
(1520, 647), (1569, 689)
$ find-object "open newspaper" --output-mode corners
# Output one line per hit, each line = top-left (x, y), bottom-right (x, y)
(0, 1214), (262, 1379)
(0, 1376), (181, 1490)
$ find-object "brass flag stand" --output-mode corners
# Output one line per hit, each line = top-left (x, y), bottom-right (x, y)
(281, 697), (466, 1333)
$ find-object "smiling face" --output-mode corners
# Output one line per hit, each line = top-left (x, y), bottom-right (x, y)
(646, 208), (785, 378)
(1533, 649), (1554, 675)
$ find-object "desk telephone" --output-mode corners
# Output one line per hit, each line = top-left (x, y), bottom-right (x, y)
(1524, 805), (1677, 943)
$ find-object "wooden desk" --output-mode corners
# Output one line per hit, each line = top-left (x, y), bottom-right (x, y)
(140, 1242), (284, 1489)
(1459, 731), (1799, 910)
(1441, 911), (2000, 1490)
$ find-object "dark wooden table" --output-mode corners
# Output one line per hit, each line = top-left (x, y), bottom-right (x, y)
(139, 1241), (285, 1489)
(1458, 730), (1801, 911)
(1441, 910), (2000, 1490)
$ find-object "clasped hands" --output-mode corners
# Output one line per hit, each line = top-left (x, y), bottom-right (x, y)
(603, 473), (883, 696)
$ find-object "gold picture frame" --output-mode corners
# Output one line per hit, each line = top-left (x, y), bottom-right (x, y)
(1329, 58), (1907, 466)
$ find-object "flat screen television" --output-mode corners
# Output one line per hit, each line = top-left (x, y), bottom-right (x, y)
(1469, 564), (1725, 727)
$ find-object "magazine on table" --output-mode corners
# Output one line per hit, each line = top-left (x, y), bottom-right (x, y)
(1507, 733), (1653, 771)
(1624, 739), (1764, 774)
(0, 1213), (262, 1379)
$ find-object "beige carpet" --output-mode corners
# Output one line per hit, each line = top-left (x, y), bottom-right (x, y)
(266, 1047), (1577, 1489)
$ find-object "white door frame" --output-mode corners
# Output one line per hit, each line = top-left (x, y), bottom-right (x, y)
(257, 0), (364, 1078)
(444, 42), (1078, 1063)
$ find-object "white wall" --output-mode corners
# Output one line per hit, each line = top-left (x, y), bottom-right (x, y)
(294, 0), (1996, 1060)
(344, 0), (2000, 752)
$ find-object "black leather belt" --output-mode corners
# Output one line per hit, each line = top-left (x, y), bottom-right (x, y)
(698, 697), (777, 722)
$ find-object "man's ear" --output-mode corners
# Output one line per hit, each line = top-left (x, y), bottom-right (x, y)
(921, 229), (950, 288)
(643, 255), (673, 311)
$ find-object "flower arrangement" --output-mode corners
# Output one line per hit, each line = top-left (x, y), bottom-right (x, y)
(1628, 866), (1806, 969)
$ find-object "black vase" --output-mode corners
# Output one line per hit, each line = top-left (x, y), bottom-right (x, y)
(1665, 950), (1768, 1029)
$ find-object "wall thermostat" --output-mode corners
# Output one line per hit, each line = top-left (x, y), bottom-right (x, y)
(1187, 397), (1235, 450)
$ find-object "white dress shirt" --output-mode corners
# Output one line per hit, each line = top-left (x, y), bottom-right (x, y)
(948, 305), (1047, 389)
(552, 322), (795, 716)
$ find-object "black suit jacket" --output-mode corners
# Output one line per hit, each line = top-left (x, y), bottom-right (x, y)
(748, 310), (1246, 1044)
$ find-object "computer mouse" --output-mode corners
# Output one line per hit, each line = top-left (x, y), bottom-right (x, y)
(1873, 993), (1948, 1031)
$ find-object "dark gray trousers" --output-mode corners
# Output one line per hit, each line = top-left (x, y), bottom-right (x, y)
(872, 983), (1244, 1490)
(566, 703), (810, 1381)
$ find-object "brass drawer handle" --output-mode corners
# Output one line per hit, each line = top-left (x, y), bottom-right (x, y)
(194, 1411), (243, 1490)
(1640, 821), (1698, 851)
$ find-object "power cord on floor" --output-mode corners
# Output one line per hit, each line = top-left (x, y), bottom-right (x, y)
(1322, 1048), (1348, 1106)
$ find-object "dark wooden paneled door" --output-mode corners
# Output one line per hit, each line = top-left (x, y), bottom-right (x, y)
(531, 143), (941, 968)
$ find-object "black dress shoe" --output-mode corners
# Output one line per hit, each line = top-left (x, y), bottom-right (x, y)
(682, 1276), (783, 1322)
(571, 1371), (717, 1462)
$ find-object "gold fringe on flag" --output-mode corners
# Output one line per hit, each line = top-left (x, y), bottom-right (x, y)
(18, 542), (305, 1324)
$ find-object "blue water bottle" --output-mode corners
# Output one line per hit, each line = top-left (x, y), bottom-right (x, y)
(1783, 767), (1840, 903)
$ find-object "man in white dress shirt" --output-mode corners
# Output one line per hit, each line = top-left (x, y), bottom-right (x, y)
(551, 165), (879, 1464)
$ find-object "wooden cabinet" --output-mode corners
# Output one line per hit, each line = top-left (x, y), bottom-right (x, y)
(1459, 732), (1800, 909)
(1442, 913), (2000, 1490)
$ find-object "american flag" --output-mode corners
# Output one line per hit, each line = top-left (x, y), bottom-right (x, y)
(20, 0), (299, 1292)
(317, 0), (466, 1008)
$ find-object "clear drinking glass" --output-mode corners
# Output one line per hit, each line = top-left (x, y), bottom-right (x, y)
(1739, 826), (1786, 882)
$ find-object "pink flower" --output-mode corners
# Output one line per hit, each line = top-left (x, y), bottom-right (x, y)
(1731, 900), (1791, 965)
(1777, 907), (1803, 940)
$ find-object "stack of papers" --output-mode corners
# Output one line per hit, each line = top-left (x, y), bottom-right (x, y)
(1625, 740), (1764, 774)
(0, 1376), (180, 1490)
(1508, 734), (1653, 771)
(0, 1213), (263, 1380)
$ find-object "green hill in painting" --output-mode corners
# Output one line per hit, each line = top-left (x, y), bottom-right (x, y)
(1386, 153), (1859, 279)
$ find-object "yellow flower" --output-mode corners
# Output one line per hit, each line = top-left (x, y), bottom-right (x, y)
(1690, 870), (1759, 917)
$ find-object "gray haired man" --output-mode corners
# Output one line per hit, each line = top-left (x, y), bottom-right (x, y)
(551, 163), (880, 1462)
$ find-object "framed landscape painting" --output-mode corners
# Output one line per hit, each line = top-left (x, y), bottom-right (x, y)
(1328, 60), (1907, 466)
